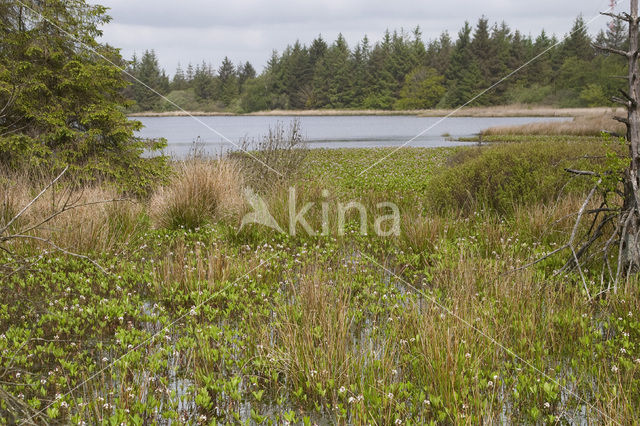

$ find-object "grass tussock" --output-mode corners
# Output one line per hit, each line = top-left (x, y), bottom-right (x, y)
(150, 157), (245, 230)
(481, 113), (626, 136)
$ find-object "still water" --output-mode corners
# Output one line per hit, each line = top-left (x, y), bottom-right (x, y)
(134, 115), (567, 158)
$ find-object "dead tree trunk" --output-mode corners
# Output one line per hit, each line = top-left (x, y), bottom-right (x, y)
(599, 0), (640, 272)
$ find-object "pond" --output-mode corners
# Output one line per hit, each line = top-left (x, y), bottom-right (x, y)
(134, 114), (568, 158)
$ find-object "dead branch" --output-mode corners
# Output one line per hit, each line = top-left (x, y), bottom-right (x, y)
(564, 168), (600, 176)
(594, 44), (630, 58)
(600, 11), (635, 23)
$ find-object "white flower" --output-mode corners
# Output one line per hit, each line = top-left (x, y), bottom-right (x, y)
(338, 386), (346, 394)
(395, 419), (402, 425)
(543, 402), (551, 409)
(387, 392), (394, 400)
(611, 365), (619, 373)
(348, 396), (356, 404)
(465, 353), (471, 359)
(487, 380), (494, 388)
(424, 399), (431, 406)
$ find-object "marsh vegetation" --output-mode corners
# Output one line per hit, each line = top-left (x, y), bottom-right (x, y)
(2, 128), (639, 424)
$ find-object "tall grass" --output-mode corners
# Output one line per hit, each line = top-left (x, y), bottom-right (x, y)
(0, 170), (145, 254)
(482, 113), (625, 136)
(150, 157), (244, 230)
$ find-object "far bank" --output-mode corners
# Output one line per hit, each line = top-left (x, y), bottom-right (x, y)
(128, 106), (623, 119)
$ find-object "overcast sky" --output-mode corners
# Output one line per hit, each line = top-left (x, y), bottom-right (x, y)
(92, 0), (619, 76)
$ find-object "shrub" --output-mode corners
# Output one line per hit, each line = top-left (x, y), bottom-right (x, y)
(426, 138), (615, 215)
(232, 119), (308, 189)
(150, 157), (244, 230)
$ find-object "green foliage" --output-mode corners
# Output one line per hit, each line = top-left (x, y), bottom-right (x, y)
(427, 138), (615, 215)
(120, 14), (626, 112)
(0, 0), (169, 196)
(394, 67), (445, 110)
(580, 83), (610, 107)
(156, 88), (223, 112)
(124, 50), (170, 111)
(505, 83), (554, 104)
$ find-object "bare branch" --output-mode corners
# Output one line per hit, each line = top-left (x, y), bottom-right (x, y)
(594, 43), (630, 57)
(619, 89), (637, 106)
(613, 115), (630, 125)
(612, 96), (633, 107)
(564, 168), (599, 176)
(600, 11), (635, 23)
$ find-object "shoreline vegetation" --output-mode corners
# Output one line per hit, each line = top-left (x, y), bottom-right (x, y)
(4, 1), (640, 423)
(128, 105), (624, 118)
(4, 136), (639, 424)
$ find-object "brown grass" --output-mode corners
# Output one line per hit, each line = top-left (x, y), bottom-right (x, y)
(1, 170), (144, 253)
(150, 157), (244, 229)
(129, 106), (625, 118)
(422, 106), (624, 118)
(481, 113), (626, 136)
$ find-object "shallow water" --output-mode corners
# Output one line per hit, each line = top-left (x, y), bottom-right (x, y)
(134, 115), (568, 158)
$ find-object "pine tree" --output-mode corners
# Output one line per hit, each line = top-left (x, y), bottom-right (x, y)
(444, 22), (483, 106)
(216, 56), (238, 106)
(172, 62), (188, 90)
(0, 0), (168, 194)
(192, 61), (215, 100)
(238, 61), (256, 91)
(311, 34), (352, 108)
(128, 50), (168, 110)
(563, 15), (594, 60)
(426, 31), (453, 75)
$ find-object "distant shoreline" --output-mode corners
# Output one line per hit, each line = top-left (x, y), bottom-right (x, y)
(128, 106), (622, 118)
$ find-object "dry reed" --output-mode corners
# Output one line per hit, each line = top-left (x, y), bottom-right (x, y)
(150, 157), (245, 229)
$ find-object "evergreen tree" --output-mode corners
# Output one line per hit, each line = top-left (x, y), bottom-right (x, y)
(127, 50), (168, 110)
(186, 62), (195, 82)
(192, 61), (215, 100)
(281, 41), (312, 108)
(563, 15), (594, 60)
(0, 0), (167, 194)
(172, 62), (188, 91)
(426, 31), (453, 75)
(238, 61), (256, 88)
(216, 56), (238, 106)
(444, 22), (483, 106)
(312, 34), (352, 108)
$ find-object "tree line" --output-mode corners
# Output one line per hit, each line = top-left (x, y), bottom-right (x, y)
(126, 15), (628, 113)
